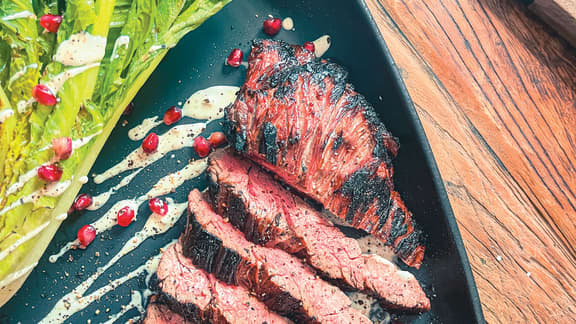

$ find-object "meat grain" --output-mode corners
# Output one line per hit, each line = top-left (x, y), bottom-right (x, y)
(207, 149), (430, 313)
(153, 242), (287, 324)
(182, 189), (371, 324)
(225, 39), (424, 267)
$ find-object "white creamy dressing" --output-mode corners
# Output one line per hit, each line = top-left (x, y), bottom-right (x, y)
(114, 36), (130, 48)
(45, 63), (101, 94)
(87, 199), (184, 269)
(182, 86), (239, 120)
(282, 17), (294, 30)
(5, 168), (41, 197)
(8, 63), (38, 84)
(0, 221), (50, 262)
(39, 84), (235, 320)
(103, 200), (186, 267)
(5, 131), (101, 198)
(145, 159), (207, 199)
(71, 131), (102, 149)
(50, 159), (206, 262)
(16, 63), (101, 114)
(142, 263), (157, 300)
(94, 123), (206, 184)
(313, 35), (331, 57)
(0, 109), (13, 123)
(111, 35), (130, 60)
(0, 180), (71, 216)
(54, 32), (107, 66)
(102, 291), (144, 324)
(39, 244), (169, 324)
(47, 240), (75, 264)
(49, 199), (139, 263)
(39, 131), (102, 152)
(79, 176), (89, 184)
(127, 116), (162, 141)
(127, 86), (239, 141)
(16, 98), (35, 114)
(2, 11), (36, 21)
(356, 235), (396, 263)
(87, 169), (142, 211)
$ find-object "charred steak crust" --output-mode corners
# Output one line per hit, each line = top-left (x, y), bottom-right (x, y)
(153, 243), (287, 324)
(206, 162), (303, 256)
(224, 39), (424, 268)
(183, 190), (371, 324)
(207, 149), (430, 313)
(154, 294), (205, 324)
(143, 298), (194, 324)
(259, 122), (279, 165)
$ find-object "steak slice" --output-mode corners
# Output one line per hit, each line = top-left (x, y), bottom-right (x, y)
(154, 242), (287, 324)
(143, 299), (192, 324)
(182, 189), (371, 324)
(224, 40), (425, 268)
(207, 149), (430, 313)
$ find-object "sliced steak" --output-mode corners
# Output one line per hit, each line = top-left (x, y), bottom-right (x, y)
(207, 149), (430, 313)
(143, 299), (192, 324)
(224, 40), (425, 268)
(154, 242), (287, 324)
(183, 189), (371, 324)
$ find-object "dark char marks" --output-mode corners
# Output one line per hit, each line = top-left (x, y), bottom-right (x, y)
(225, 39), (425, 268)
(183, 219), (242, 285)
(259, 122), (279, 165)
(341, 168), (392, 225)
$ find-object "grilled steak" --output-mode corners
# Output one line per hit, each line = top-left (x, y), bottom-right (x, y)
(207, 149), (430, 312)
(182, 189), (371, 324)
(154, 242), (287, 324)
(143, 298), (192, 324)
(224, 40), (425, 268)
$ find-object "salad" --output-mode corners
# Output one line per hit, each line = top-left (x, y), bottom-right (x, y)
(0, 0), (230, 306)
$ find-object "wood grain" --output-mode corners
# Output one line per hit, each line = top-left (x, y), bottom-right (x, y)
(365, 0), (576, 322)
(530, 0), (576, 47)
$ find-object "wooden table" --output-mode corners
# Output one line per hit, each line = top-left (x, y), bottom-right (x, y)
(365, 0), (576, 322)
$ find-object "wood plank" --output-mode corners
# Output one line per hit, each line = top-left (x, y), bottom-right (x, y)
(529, 0), (576, 47)
(365, 0), (576, 322)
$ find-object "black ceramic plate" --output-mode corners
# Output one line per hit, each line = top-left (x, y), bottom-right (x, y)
(0, 1), (485, 323)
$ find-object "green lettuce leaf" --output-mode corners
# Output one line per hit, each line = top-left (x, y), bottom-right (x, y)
(0, 0), (231, 306)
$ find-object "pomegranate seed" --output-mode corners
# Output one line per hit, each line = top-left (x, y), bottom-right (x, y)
(263, 18), (282, 36)
(123, 102), (135, 115)
(40, 14), (62, 33)
(193, 136), (211, 157)
(208, 132), (227, 148)
(33, 84), (57, 106)
(226, 49), (243, 68)
(163, 106), (182, 125)
(74, 194), (93, 211)
(77, 224), (96, 248)
(37, 164), (63, 182)
(142, 132), (159, 153)
(116, 206), (135, 227)
(52, 137), (73, 160)
(148, 198), (168, 216)
(303, 41), (315, 53)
